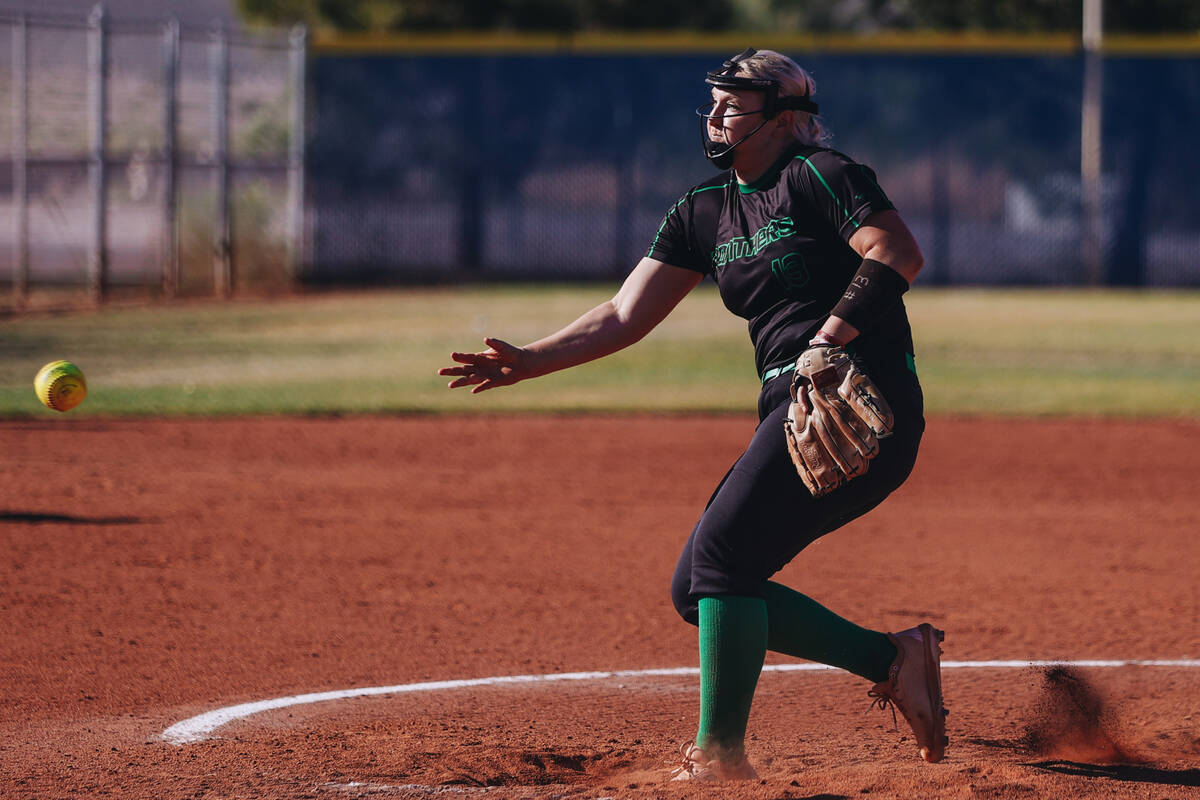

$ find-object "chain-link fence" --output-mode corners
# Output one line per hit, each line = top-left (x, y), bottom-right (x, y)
(0, 6), (304, 308)
(6, 25), (1198, 300)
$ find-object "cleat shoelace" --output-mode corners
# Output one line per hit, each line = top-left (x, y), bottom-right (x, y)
(867, 686), (901, 731)
(867, 659), (948, 740)
(669, 744), (702, 779)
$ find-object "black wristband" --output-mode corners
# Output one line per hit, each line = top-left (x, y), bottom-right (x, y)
(829, 258), (910, 333)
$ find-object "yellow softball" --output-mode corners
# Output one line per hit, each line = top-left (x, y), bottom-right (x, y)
(34, 360), (88, 412)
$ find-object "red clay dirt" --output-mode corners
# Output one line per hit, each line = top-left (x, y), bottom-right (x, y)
(1, 415), (1198, 799)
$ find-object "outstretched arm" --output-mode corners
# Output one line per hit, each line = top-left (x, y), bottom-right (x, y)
(439, 258), (703, 393)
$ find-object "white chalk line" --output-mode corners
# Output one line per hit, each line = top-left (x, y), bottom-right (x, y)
(161, 659), (1200, 746)
(324, 782), (494, 797)
(322, 782), (601, 798)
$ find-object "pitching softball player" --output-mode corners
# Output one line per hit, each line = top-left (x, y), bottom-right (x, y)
(441, 47), (946, 781)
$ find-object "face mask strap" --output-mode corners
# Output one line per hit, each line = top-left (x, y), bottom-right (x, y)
(703, 47), (819, 119)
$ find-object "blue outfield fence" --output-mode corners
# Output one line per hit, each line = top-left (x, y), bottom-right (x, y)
(305, 38), (1200, 287)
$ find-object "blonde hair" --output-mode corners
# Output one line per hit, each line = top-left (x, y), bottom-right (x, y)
(735, 49), (830, 146)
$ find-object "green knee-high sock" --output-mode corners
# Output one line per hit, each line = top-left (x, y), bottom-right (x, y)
(763, 581), (897, 683)
(696, 595), (768, 756)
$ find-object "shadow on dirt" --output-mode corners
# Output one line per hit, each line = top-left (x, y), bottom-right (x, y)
(1023, 760), (1200, 787)
(963, 737), (1023, 750)
(0, 511), (144, 525)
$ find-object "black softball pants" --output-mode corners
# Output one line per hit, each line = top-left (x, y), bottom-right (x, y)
(670, 354), (925, 625)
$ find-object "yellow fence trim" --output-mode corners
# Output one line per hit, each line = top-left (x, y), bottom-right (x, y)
(310, 30), (1200, 57)
(1102, 34), (1200, 55)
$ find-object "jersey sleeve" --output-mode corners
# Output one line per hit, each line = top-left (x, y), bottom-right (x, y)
(792, 150), (896, 243)
(646, 193), (709, 275)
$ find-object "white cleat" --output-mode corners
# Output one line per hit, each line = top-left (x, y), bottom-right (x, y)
(868, 622), (949, 763)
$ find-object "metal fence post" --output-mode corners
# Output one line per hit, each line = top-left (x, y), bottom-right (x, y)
(211, 24), (232, 296)
(1081, 0), (1105, 285)
(162, 19), (180, 297)
(88, 4), (109, 302)
(12, 16), (29, 306)
(286, 24), (307, 280)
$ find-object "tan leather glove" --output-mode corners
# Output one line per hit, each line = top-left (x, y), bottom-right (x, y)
(783, 344), (894, 497)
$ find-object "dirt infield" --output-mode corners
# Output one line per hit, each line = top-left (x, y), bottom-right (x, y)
(2, 415), (1198, 799)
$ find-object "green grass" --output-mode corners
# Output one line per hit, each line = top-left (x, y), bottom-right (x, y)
(1, 286), (1198, 417)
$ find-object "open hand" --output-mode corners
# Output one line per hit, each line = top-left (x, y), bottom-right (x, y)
(438, 338), (527, 393)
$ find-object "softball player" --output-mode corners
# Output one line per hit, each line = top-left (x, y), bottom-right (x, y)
(441, 48), (946, 781)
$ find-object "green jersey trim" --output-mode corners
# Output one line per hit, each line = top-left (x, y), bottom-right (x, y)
(646, 183), (727, 258)
(794, 154), (859, 231)
(739, 148), (796, 194)
(760, 349), (917, 384)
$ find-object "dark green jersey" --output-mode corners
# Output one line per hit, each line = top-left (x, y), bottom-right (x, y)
(648, 143), (915, 377)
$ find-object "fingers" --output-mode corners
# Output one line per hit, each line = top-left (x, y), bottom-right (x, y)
(440, 359), (501, 376)
(483, 337), (513, 354)
(447, 375), (485, 389)
(443, 364), (490, 388)
(447, 339), (509, 362)
(438, 349), (495, 388)
(447, 350), (491, 366)
(440, 337), (522, 391)
(443, 339), (515, 368)
(470, 373), (520, 393)
(439, 358), (506, 390)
